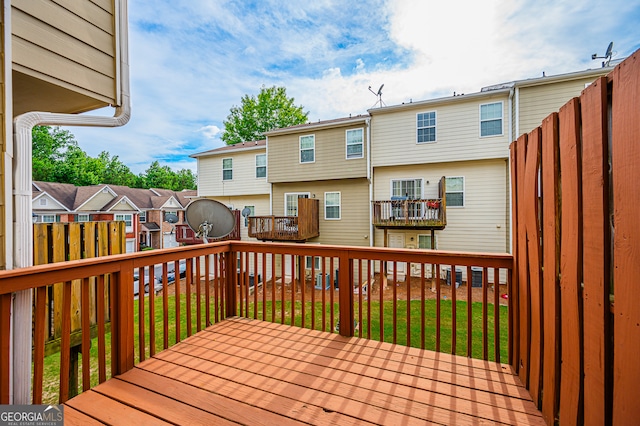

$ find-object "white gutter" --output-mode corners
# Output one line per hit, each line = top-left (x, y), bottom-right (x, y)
(10, 0), (131, 404)
(366, 118), (373, 247)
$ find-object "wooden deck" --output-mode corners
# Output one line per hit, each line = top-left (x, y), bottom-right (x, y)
(63, 317), (544, 425)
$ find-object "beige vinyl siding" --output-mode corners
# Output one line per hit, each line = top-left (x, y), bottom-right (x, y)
(197, 148), (270, 197)
(371, 94), (509, 168)
(11, 0), (117, 105)
(80, 191), (115, 210)
(517, 76), (602, 137)
(204, 194), (270, 241)
(373, 159), (510, 253)
(268, 126), (368, 183)
(272, 179), (369, 247)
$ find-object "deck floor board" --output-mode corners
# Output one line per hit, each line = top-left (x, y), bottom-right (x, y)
(64, 317), (545, 425)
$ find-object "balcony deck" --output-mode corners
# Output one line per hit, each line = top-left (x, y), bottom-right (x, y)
(63, 317), (544, 425)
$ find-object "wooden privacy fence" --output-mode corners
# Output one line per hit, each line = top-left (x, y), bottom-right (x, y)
(33, 221), (125, 354)
(510, 50), (639, 425)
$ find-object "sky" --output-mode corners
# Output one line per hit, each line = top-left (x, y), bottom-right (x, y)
(67, 0), (640, 174)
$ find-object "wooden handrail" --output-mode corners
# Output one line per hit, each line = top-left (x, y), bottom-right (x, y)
(0, 239), (512, 404)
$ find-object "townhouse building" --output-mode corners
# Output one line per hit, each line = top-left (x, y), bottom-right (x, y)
(193, 66), (615, 271)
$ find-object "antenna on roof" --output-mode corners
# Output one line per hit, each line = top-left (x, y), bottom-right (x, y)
(591, 41), (614, 67)
(368, 84), (386, 108)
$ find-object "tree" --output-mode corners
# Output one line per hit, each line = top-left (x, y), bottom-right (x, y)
(32, 126), (197, 191)
(222, 85), (308, 145)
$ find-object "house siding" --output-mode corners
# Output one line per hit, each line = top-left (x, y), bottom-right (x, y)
(373, 159), (510, 254)
(11, 0), (117, 106)
(197, 147), (270, 197)
(204, 194), (270, 241)
(517, 74), (605, 137)
(268, 124), (368, 183)
(371, 93), (510, 168)
(272, 179), (369, 247)
(80, 191), (114, 210)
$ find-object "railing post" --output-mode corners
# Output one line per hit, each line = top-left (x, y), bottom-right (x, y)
(224, 250), (237, 317)
(110, 264), (134, 375)
(337, 250), (354, 337)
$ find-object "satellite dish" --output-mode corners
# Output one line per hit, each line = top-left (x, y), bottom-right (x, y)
(591, 41), (614, 66)
(605, 41), (613, 58)
(241, 207), (252, 218)
(377, 84), (384, 96)
(185, 199), (236, 241)
(165, 213), (179, 224)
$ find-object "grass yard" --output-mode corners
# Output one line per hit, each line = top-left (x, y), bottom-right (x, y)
(38, 294), (507, 404)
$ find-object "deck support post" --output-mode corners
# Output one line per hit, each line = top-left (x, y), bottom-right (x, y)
(338, 252), (354, 336)
(111, 264), (134, 376)
(225, 250), (237, 317)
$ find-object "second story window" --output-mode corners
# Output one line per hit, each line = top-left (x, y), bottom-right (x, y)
(417, 111), (436, 143)
(445, 176), (464, 207)
(324, 192), (341, 220)
(300, 135), (315, 163)
(41, 214), (57, 223)
(480, 102), (503, 137)
(346, 128), (364, 159)
(77, 214), (90, 222)
(139, 212), (146, 223)
(255, 154), (266, 178)
(222, 158), (233, 180)
(115, 213), (133, 232)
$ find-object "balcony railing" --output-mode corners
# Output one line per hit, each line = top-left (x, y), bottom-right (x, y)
(372, 198), (446, 229)
(175, 210), (241, 244)
(248, 198), (319, 241)
(0, 241), (510, 405)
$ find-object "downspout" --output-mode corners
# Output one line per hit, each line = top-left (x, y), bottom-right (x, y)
(266, 136), (272, 215)
(10, 0), (130, 404)
(366, 117), (372, 247)
(2, 0), (14, 403)
(507, 87), (514, 255)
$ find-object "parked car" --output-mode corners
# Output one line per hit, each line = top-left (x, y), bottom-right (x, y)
(133, 268), (163, 295)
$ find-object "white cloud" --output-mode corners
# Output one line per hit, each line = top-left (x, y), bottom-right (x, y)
(63, 0), (640, 176)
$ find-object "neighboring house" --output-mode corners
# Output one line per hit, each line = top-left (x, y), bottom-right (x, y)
(191, 140), (269, 241)
(264, 115), (371, 247)
(32, 181), (195, 252)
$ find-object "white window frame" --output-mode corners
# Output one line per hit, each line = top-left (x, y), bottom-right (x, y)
(284, 192), (310, 216)
(445, 176), (465, 208)
(139, 211), (146, 223)
(255, 154), (266, 178)
(41, 214), (56, 223)
(417, 234), (438, 250)
(345, 128), (364, 159)
(324, 192), (341, 220)
(222, 158), (233, 181)
(479, 102), (503, 137)
(115, 213), (133, 232)
(77, 214), (90, 222)
(416, 111), (437, 143)
(299, 135), (315, 164)
(390, 178), (423, 199)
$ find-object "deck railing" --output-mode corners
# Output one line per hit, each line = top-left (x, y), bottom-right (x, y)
(510, 50), (640, 425)
(0, 240), (511, 405)
(248, 198), (319, 241)
(372, 198), (446, 229)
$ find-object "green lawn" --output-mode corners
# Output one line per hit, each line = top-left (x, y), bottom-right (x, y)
(39, 294), (507, 404)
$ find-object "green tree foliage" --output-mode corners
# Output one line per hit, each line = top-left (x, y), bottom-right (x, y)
(222, 85), (308, 145)
(31, 126), (196, 190)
